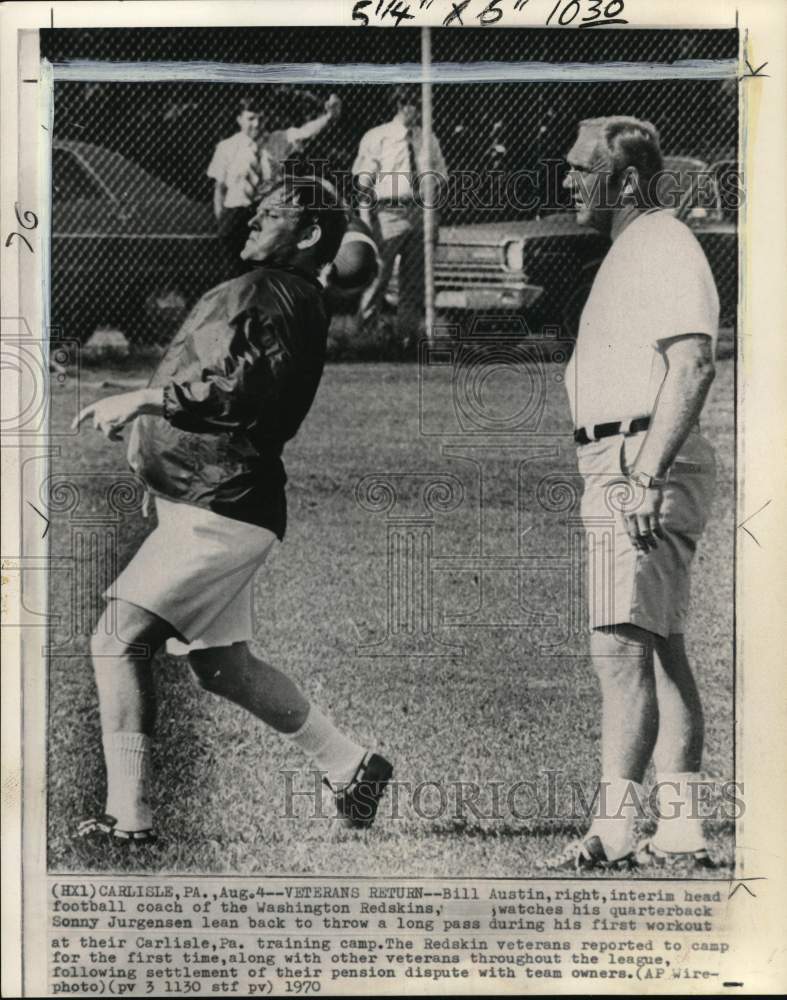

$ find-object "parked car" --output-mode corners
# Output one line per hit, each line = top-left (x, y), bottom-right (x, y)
(50, 139), (224, 344)
(387, 156), (737, 343)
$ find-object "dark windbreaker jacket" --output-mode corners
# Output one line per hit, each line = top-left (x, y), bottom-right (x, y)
(127, 265), (328, 539)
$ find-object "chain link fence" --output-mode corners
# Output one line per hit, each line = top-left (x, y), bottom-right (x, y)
(46, 28), (738, 358)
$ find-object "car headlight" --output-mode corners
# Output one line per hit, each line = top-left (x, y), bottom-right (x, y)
(503, 240), (524, 272)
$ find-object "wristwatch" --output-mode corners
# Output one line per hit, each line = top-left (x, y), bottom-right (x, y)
(628, 469), (665, 489)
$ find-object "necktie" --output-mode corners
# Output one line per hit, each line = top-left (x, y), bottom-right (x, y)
(242, 142), (263, 205)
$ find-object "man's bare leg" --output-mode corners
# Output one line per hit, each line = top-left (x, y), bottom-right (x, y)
(592, 624), (659, 781)
(652, 633), (704, 772)
(649, 632), (707, 851)
(88, 619), (377, 835)
(584, 623), (659, 859)
(188, 642), (309, 733)
(90, 599), (174, 832)
(188, 642), (366, 788)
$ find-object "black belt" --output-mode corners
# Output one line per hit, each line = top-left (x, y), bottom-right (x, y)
(574, 416), (650, 446)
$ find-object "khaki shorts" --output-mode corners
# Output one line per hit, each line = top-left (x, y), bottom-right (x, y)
(577, 430), (716, 638)
(106, 497), (277, 656)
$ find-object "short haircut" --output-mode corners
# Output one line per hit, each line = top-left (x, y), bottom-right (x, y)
(237, 95), (263, 116)
(392, 84), (421, 112)
(579, 116), (664, 202)
(279, 174), (348, 265)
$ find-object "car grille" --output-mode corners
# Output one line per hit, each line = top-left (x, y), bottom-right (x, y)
(437, 244), (502, 266)
(434, 263), (523, 288)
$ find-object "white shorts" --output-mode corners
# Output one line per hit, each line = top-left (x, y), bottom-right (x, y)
(105, 497), (277, 656)
(577, 430), (716, 638)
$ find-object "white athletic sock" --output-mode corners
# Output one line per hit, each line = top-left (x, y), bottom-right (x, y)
(286, 707), (365, 789)
(587, 777), (644, 861)
(652, 772), (707, 853)
(103, 731), (153, 832)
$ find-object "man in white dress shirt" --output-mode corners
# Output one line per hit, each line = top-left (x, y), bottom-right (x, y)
(352, 85), (448, 344)
(209, 93), (341, 276)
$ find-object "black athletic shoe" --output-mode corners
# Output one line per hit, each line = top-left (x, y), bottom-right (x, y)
(544, 835), (636, 872)
(330, 753), (393, 830)
(635, 838), (717, 870)
(76, 814), (157, 845)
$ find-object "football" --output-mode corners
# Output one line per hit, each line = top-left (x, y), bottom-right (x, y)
(330, 222), (379, 295)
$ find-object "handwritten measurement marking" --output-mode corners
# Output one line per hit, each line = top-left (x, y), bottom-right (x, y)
(4, 203), (38, 254)
(477, 0), (504, 24)
(352, 0), (626, 27)
(443, 0), (472, 26)
(547, 0), (627, 27)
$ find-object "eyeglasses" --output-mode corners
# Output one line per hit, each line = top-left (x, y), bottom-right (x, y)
(567, 161), (611, 174)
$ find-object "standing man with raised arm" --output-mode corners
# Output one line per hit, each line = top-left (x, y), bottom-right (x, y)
(209, 92), (342, 276)
(547, 117), (720, 872)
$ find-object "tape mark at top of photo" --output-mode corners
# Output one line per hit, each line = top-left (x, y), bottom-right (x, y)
(48, 58), (739, 84)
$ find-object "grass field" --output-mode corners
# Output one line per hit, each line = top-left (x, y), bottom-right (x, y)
(47, 357), (735, 876)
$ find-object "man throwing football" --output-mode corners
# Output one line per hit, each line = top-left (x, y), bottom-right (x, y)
(547, 117), (720, 871)
(73, 176), (392, 844)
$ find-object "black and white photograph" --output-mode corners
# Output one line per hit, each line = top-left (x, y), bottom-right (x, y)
(2, 2), (786, 996)
(39, 23), (740, 878)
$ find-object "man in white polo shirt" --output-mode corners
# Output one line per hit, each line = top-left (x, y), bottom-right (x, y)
(209, 93), (342, 276)
(547, 117), (720, 871)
